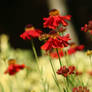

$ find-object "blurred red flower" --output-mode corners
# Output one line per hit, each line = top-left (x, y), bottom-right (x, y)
(87, 70), (92, 76)
(75, 70), (83, 76)
(81, 20), (92, 35)
(4, 64), (25, 75)
(50, 49), (64, 58)
(72, 86), (89, 92)
(81, 24), (88, 32)
(68, 45), (84, 55)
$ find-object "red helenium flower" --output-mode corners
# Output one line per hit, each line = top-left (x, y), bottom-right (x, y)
(43, 15), (71, 29)
(75, 45), (84, 51)
(4, 64), (25, 75)
(68, 66), (75, 74)
(68, 48), (76, 55)
(57, 66), (69, 77)
(68, 45), (84, 55)
(57, 66), (75, 77)
(72, 86), (89, 92)
(50, 50), (64, 58)
(81, 20), (92, 35)
(41, 34), (71, 51)
(81, 24), (88, 32)
(20, 29), (42, 40)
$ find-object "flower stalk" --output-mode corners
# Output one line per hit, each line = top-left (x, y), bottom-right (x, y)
(56, 48), (62, 66)
(49, 55), (61, 92)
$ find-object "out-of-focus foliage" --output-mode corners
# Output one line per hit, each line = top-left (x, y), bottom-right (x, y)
(0, 34), (92, 92)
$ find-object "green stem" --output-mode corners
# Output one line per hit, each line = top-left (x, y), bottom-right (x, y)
(49, 55), (61, 92)
(56, 48), (62, 66)
(89, 55), (92, 66)
(66, 76), (74, 87)
(31, 38), (47, 92)
(31, 38), (38, 63)
(31, 38), (41, 72)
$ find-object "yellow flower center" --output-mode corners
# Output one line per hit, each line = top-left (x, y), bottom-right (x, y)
(25, 26), (35, 31)
(8, 59), (16, 65)
(49, 9), (60, 16)
(86, 50), (92, 55)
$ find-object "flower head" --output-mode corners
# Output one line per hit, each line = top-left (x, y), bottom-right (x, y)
(57, 66), (75, 77)
(87, 70), (92, 76)
(72, 86), (89, 92)
(4, 64), (25, 75)
(43, 9), (71, 29)
(68, 66), (75, 74)
(68, 44), (84, 55)
(81, 20), (92, 35)
(41, 34), (71, 51)
(57, 66), (69, 77)
(20, 24), (42, 40)
(50, 49), (64, 58)
(8, 59), (16, 65)
(86, 50), (92, 56)
(4, 59), (26, 75)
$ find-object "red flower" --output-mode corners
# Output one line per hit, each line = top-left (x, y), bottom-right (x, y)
(72, 86), (89, 92)
(57, 66), (75, 77)
(81, 24), (88, 32)
(87, 70), (92, 76)
(41, 34), (71, 51)
(68, 48), (76, 55)
(57, 66), (69, 77)
(75, 45), (84, 51)
(81, 20), (92, 35)
(68, 66), (75, 74)
(68, 45), (84, 55)
(20, 25), (42, 40)
(43, 9), (71, 29)
(4, 64), (25, 75)
(50, 49), (64, 58)
(75, 70), (83, 76)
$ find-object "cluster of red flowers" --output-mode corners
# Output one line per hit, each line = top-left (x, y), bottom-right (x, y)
(49, 44), (84, 58)
(4, 59), (26, 75)
(57, 66), (75, 77)
(40, 9), (71, 52)
(81, 20), (92, 35)
(72, 86), (89, 92)
(20, 9), (72, 53)
(19, 9), (90, 91)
